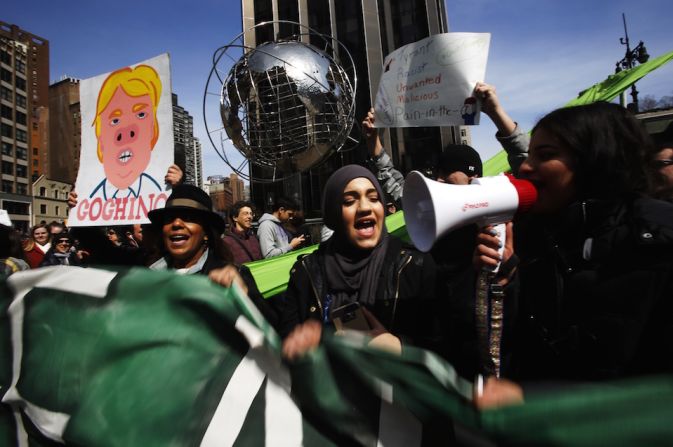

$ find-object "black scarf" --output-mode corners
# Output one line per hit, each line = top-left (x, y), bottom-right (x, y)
(320, 165), (389, 310)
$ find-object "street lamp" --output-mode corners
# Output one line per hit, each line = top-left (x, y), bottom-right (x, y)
(615, 13), (649, 112)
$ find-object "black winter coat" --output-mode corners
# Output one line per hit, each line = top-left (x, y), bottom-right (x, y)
(278, 236), (441, 351)
(506, 197), (673, 381)
(39, 250), (82, 267)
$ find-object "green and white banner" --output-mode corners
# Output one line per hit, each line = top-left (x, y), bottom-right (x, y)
(2, 267), (673, 446)
(0, 266), (454, 446)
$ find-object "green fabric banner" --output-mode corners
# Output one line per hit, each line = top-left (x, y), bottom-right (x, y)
(2, 267), (673, 446)
(483, 49), (673, 176)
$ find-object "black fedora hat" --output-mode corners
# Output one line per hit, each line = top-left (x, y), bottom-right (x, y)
(148, 184), (225, 234)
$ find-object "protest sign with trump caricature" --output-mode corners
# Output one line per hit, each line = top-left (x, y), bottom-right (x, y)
(68, 53), (173, 226)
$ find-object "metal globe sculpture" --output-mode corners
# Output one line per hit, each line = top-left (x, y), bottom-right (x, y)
(204, 22), (357, 182)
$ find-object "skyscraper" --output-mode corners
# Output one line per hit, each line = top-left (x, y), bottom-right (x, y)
(0, 21), (49, 232)
(188, 138), (203, 188)
(240, 0), (458, 215)
(48, 77), (81, 184)
(172, 93), (202, 187)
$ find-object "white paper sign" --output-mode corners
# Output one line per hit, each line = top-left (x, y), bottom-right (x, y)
(374, 33), (490, 128)
(68, 53), (174, 227)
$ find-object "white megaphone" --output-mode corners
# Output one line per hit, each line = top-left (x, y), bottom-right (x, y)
(402, 171), (537, 253)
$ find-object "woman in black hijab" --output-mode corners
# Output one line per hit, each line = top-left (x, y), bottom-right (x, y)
(279, 165), (438, 356)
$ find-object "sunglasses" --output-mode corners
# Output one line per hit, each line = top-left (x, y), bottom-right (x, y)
(652, 159), (673, 168)
(57, 239), (71, 245)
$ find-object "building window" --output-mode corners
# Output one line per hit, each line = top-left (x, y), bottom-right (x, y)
(55, 206), (60, 216)
(1, 104), (12, 120)
(1, 123), (12, 138)
(253, 0), (274, 44)
(16, 147), (27, 160)
(0, 50), (10, 65)
(40, 204), (47, 214)
(15, 94), (26, 109)
(16, 129), (26, 143)
(53, 190), (58, 199)
(32, 147), (38, 155)
(16, 164), (27, 178)
(39, 186), (46, 196)
(16, 111), (26, 125)
(15, 77), (26, 91)
(2, 180), (12, 193)
(1, 160), (12, 175)
(277, 0), (300, 38)
(32, 159), (37, 166)
(308, 0), (332, 47)
(4, 201), (29, 215)
(16, 183), (26, 195)
(1, 142), (11, 156)
(0, 68), (11, 83)
(16, 60), (26, 74)
(0, 86), (11, 101)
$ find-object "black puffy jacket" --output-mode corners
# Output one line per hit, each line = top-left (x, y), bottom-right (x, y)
(506, 197), (673, 381)
(278, 236), (441, 351)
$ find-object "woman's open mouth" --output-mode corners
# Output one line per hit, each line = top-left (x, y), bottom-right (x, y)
(168, 234), (190, 247)
(354, 219), (376, 238)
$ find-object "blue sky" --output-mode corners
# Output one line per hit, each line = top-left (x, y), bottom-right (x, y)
(4, 0), (673, 180)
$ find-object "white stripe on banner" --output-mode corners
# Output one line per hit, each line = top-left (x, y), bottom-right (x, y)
(264, 364), (303, 446)
(3, 266), (118, 443)
(201, 316), (304, 446)
(12, 408), (28, 447)
(236, 317), (303, 445)
(11, 265), (118, 298)
(377, 381), (422, 447)
(21, 400), (72, 444)
(234, 313), (265, 349)
(200, 351), (267, 446)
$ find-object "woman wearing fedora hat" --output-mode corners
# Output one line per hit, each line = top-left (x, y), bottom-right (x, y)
(148, 184), (275, 323)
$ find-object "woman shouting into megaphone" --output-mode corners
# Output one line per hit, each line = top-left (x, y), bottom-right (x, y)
(474, 102), (673, 408)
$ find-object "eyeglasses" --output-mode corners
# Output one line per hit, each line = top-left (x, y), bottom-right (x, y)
(56, 240), (71, 245)
(652, 159), (673, 168)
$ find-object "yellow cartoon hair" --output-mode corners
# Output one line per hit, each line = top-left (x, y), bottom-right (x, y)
(93, 64), (162, 162)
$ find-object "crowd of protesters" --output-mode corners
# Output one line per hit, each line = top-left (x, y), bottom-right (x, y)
(3, 82), (673, 420)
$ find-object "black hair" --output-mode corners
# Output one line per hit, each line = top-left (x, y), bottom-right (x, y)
(229, 200), (256, 223)
(271, 197), (299, 212)
(532, 102), (653, 200)
(0, 225), (25, 259)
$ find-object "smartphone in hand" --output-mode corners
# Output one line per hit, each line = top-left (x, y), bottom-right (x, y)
(330, 302), (371, 332)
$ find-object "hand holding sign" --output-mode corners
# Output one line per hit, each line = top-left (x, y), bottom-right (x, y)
(374, 33), (490, 128)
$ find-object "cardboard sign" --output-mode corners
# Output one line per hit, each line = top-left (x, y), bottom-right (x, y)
(68, 54), (174, 226)
(374, 33), (490, 128)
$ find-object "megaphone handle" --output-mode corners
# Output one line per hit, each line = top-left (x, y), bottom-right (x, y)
(488, 223), (506, 274)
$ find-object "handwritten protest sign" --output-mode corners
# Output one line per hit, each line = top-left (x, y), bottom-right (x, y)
(68, 54), (174, 227)
(374, 33), (490, 128)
